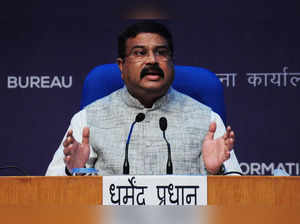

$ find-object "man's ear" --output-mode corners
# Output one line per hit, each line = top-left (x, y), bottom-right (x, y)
(116, 58), (125, 80)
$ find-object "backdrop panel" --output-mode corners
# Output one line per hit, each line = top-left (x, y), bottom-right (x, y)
(1, 0), (299, 175)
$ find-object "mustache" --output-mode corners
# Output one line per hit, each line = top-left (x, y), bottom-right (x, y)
(140, 64), (164, 79)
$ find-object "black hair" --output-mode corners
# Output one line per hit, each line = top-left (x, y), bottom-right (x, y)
(118, 21), (173, 59)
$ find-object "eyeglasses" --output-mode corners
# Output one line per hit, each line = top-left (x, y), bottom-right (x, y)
(125, 47), (172, 62)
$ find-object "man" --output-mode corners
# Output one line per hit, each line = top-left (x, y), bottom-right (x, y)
(46, 21), (241, 176)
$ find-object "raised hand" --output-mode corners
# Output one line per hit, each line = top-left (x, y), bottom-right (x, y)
(202, 122), (235, 174)
(63, 127), (90, 172)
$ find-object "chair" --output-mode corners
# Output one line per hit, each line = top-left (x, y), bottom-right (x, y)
(80, 64), (226, 123)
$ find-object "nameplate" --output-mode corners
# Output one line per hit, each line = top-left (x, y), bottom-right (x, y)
(103, 175), (207, 206)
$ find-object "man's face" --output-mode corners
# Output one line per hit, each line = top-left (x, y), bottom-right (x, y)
(117, 33), (174, 99)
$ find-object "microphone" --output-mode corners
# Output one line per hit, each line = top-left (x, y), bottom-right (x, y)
(0, 165), (29, 176)
(159, 117), (173, 175)
(123, 113), (145, 174)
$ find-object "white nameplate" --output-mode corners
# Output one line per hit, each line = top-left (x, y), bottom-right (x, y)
(103, 175), (207, 206)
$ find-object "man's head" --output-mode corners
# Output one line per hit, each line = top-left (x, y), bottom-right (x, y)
(117, 21), (174, 108)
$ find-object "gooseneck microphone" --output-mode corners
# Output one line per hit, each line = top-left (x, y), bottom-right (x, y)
(159, 117), (173, 175)
(123, 113), (145, 174)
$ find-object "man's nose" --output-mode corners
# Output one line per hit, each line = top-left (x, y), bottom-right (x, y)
(144, 51), (158, 64)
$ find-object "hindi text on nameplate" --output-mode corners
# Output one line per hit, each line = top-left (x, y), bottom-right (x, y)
(102, 175), (207, 206)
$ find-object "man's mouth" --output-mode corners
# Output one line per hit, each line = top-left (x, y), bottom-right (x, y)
(143, 73), (162, 81)
(145, 71), (161, 76)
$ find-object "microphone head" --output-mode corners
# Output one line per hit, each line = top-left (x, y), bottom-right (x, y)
(135, 113), (145, 122)
(159, 117), (167, 131)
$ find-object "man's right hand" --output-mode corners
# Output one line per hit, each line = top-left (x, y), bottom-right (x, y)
(63, 127), (90, 173)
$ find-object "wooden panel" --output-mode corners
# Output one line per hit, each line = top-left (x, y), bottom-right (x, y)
(0, 207), (103, 224)
(0, 176), (299, 206)
(0, 176), (102, 205)
(207, 176), (300, 206)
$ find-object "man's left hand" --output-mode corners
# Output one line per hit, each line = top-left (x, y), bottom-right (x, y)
(202, 122), (235, 174)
